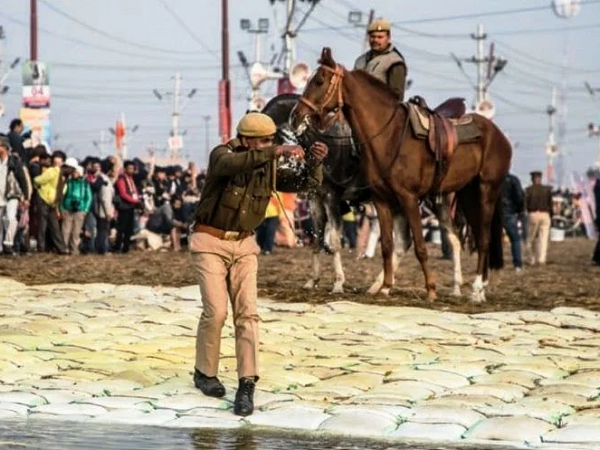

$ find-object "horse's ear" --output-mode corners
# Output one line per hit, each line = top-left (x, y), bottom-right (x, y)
(320, 47), (335, 67)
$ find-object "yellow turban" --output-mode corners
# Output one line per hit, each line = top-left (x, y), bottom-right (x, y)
(367, 18), (391, 33)
(237, 112), (277, 137)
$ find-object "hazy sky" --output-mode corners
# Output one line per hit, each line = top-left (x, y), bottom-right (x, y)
(1, 0), (599, 184)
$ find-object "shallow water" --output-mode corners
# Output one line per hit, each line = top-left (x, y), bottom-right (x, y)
(0, 419), (521, 450)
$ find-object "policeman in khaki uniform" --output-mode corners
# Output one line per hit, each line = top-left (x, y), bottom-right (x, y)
(189, 112), (328, 416)
(525, 170), (553, 265)
(354, 18), (408, 101)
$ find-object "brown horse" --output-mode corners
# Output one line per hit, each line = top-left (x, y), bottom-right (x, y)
(291, 48), (512, 302)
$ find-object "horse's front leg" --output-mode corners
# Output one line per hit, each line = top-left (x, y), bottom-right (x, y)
(368, 199), (395, 296)
(399, 192), (436, 301)
(368, 212), (409, 294)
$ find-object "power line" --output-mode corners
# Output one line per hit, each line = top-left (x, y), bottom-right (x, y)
(302, 0), (600, 31)
(0, 11), (201, 63)
(494, 39), (600, 74)
(396, 1), (600, 25)
(158, 0), (219, 59)
(39, 0), (211, 56)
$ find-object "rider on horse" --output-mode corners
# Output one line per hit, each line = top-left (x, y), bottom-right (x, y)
(354, 18), (408, 101)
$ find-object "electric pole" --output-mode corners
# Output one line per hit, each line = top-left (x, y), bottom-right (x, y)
(203, 115), (211, 168)
(451, 24), (506, 119)
(0, 26), (5, 118)
(270, 0), (320, 95)
(348, 9), (375, 53)
(30, 0), (38, 61)
(546, 87), (558, 182)
(472, 24), (486, 106)
(121, 112), (128, 160)
(152, 73), (197, 162)
(585, 81), (600, 168)
(92, 130), (110, 158)
(219, 0), (231, 143)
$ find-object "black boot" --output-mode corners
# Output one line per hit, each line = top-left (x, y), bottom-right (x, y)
(234, 377), (255, 416)
(193, 369), (225, 398)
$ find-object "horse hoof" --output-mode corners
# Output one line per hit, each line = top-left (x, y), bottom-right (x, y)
(427, 291), (437, 302)
(470, 291), (486, 303)
(303, 280), (316, 290)
(330, 283), (344, 294)
(380, 287), (391, 296)
(367, 283), (382, 295)
(451, 286), (462, 297)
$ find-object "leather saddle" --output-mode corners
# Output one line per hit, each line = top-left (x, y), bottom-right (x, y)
(407, 96), (475, 162)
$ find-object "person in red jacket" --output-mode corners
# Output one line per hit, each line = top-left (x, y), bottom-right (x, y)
(114, 160), (140, 253)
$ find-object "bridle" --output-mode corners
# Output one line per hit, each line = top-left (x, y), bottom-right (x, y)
(298, 64), (345, 130)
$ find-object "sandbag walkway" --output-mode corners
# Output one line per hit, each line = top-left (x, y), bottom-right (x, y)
(1, 277), (600, 448)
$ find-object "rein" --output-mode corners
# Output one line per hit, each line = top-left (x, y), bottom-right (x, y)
(296, 63), (412, 193)
(298, 63), (402, 148)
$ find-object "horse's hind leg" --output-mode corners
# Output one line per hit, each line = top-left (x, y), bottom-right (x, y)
(324, 200), (345, 294)
(367, 211), (410, 295)
(437, 196), (463, 296)
(303, 197), (325, 290)
(471, 182), (499, 303)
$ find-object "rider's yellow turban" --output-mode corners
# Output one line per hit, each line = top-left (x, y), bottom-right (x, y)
(367, 18), (391, 33)
(237, 112), (277, 137)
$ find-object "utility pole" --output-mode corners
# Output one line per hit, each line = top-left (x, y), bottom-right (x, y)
(171, 72), (181, 161)
(472, 23), (487, 106)
(270, 0), (319, 95)
(92, 130), (110, 158)
(0, 26), (4, 118)
(348, 9), (375, 53)
(364, 9), (375, 53)
(121, 112), (128, 161)
(109, 114), (138, 161)
(152, 73), (196, 162)
(203, 115), (211, 168)
(30, 0), (38, 61)
(219, 0), (231, 143)
(585, 81), (600, 168)
(546, 87), (558, 182)
(451, 24), (506, 119)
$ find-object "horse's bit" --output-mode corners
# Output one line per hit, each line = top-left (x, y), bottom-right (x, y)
(298, 64), (345, 131)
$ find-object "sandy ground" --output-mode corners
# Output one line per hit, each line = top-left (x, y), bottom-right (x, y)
(1, 237), (598, 314)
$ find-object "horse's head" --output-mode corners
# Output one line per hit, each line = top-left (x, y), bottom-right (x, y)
(291, 47), (345, 135)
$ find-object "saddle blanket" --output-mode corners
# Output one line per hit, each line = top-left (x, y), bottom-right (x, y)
(408, 104), (481, 144)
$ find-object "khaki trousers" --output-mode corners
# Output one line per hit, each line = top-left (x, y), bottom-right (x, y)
(526, 211), (551, 265)
(189, 231), (260, 380)
(61, 211), (87, 254)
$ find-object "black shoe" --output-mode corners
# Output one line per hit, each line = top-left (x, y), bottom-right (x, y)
(234, 377), (255, 417)
(193, 369), (225, 398)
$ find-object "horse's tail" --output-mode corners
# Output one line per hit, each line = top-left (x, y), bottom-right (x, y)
(488, 196), (504, 270)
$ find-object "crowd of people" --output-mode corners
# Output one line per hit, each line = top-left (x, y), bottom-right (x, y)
(0, 116), (598, 265)
(0, 118), (202, 257)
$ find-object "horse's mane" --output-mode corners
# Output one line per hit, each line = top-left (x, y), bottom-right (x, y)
(349, 69), (399, 106)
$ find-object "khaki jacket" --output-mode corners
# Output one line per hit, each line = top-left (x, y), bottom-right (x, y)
(193, 139), (323, 232)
